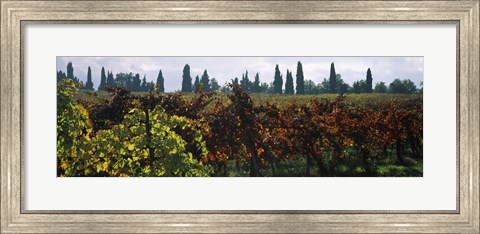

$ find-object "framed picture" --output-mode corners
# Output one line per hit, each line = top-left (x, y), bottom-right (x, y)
(1, 0), (478, 233)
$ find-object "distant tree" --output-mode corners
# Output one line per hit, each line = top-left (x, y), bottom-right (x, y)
(85, 66), (94, 90)
(125, 73), (133, 90)
(402, 79), (418, 94)
(66, 62), (74, 80)
(240, 71), (251, 92)
(318, 75), (349, 94)
(200, 70), (211, 92)
(231, 77), (239, 86)
(366, 68), (373, 93)
(193, 75), (200, 92)
(402, 79), (418, 93)
(210, 78), (220, 91)
(352, 81), (360, 93)
(181, 64), (193, 92)
(304, 79), (319, 94)
(106, 71), (115, 87)
(114, 73), (126, 87)
(114, 72), (134, 89)
(296, 61), (305, 94)
(57, 70), (67, 81)
(140, 75), (148, 92)
(374, 82), (388, 93)
(335, 74), (351, 93)
(251, 72), (261, 93)
(98, 67), (106, 90)
(388, 79), (405, 93)
(353, 80), (367, 93)
(220, 85), (232, 93)
(260, 82), (269, 93)
(266, 82), (275, 94)
(388, 79), (417, 94)
(148, 82), (155, 91)
(132, 73), (141, 91)
(317, 78), (329, 94)
(156, 69), (165, 93)
(329, 62), (337, 93)
(419, 81), (423, 94)
(285, 70), (294, 94)
(273, 64), (283, 94)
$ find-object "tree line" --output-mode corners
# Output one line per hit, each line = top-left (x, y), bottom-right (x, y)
(57, 61), (423, 94)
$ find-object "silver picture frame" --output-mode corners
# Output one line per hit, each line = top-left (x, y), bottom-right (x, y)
(1, 1), (478, 233)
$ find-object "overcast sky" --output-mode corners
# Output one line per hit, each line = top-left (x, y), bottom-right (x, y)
(56, 57), (423, 92)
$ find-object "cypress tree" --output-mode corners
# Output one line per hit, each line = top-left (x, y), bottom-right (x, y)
(98, 67), (106, 90)
(273, 64), (283, 94)
(140, 75), (147, 91)
(240, 70), (251, 92)
(132, 73), (141, 91)
(329, 62), (337, 93)
(296, 61), (305, 94)
(194, 75), (200, 92)
(156, 69), (165, 93)
(200, 70), (210, 92)
(181, 64), (192, 92)
(366, 68), (373, 93)
(126, 73), (133, 90)
(210, 78), (220, 91)
(57, 70), (66, 81)
(252, 72), (261, 93)
(66, 62), (74, 80)
(85, 66), (94, 90)
(106, 71), (115, 87)
(285, 70), (294, 94)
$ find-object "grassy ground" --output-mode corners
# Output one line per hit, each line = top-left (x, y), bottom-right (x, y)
(249, 93), (422, 106)
(226, 155), (423, 177)
(80, 90), (422, 108)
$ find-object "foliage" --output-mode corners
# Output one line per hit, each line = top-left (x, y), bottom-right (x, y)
(57, 80), (93, 176)
(57, 79), (212, 177)
(86, 107), (212, 177)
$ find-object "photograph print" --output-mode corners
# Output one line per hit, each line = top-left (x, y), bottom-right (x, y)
(56, 56), (423, 177)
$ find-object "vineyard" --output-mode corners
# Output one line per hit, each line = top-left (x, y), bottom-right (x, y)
(57, 79), (423, 177)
